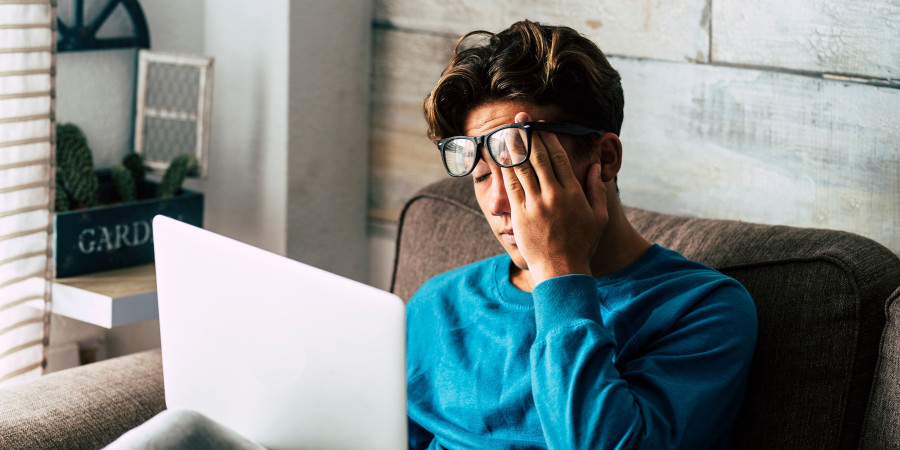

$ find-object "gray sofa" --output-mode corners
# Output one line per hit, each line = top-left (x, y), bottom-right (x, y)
(2, 177), (899, 449)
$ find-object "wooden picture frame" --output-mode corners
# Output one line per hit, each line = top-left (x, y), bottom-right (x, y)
(134, 50), (214, 178)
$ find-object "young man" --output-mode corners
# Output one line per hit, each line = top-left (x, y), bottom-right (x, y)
(405, 20), (757, 449)
(106, 20), (756, 450)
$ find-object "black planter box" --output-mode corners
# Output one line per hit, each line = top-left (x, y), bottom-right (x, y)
(54, 171), (204, 278)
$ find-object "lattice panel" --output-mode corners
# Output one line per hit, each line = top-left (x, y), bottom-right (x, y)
(134, 50), (213, 178)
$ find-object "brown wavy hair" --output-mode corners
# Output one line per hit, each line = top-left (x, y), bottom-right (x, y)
(424, 20), (624, 143)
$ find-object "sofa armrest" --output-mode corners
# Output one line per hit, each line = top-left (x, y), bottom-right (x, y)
(0, 348), (165, 450)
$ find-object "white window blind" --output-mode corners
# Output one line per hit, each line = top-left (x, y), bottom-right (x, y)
(0, 0), (55, 386)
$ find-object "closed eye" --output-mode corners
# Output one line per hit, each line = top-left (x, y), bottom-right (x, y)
(473, 173), (490, 184)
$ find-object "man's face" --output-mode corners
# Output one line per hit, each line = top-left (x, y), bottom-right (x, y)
(463, 101), (598, 270)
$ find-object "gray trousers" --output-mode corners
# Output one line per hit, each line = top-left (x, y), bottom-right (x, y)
(105, 409), (266, 450)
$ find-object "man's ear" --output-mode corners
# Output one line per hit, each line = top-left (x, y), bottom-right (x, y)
(595, 133), (622, 182)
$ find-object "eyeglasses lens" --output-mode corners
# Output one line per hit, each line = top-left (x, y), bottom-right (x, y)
(488, 128), (528, 167)
(443, 139), (477, 176)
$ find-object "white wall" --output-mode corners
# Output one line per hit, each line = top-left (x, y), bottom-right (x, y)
(56, 0), (374, 279)
(55, 0), (203, 168)
(195, 0), (289, 255)
(55, 48), (135, 168)
(287, 0), (372, 282)
(196, 0), (374, 281)
(56, 0), (295, 256)
(50, 0), (375, 361)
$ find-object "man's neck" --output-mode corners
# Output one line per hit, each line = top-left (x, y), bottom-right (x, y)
(588, 200), (652, 279)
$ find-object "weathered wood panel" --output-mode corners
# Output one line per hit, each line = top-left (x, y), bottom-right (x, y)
(375, 0), (711, 63)
(368, 29), (455, 221)
(615, 57), (900, 252)
(369, 28), (900, 253)
(712, 0), (900, 80)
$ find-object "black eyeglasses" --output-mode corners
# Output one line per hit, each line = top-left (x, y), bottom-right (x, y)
(436, 122), (605, 177)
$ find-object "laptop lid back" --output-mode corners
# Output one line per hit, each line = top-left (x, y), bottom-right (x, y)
(152, 215), (406, 449)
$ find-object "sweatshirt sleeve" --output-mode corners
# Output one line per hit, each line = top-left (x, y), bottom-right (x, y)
(529, 274), (756, 449)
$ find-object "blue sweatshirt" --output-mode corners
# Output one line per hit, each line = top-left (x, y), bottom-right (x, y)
(406, 244), (757, 449)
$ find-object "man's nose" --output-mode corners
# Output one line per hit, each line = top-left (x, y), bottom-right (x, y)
(487, 166), (510, 216)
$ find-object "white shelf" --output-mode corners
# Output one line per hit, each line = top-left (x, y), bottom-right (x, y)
(48, 264), (159, 329)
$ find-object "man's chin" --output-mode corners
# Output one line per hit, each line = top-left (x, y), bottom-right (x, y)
(506, 250), (529, 271)
(496, 237), (529, 270)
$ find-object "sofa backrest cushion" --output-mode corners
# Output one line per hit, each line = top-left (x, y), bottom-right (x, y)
(392, 177), (900, 450)
(391, 178), (503, 301)
(861, 285), (900, 448)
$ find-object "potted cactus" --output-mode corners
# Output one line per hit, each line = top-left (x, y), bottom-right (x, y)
(54, 123), (204, 277)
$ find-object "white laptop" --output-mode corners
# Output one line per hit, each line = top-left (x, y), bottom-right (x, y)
(152, 215), (407, 449)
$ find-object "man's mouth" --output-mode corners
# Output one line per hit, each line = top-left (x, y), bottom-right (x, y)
(499, 230), (516, 245)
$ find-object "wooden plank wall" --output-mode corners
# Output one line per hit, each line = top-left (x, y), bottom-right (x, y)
(368, 0), (900, 254)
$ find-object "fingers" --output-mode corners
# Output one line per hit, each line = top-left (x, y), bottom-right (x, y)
(532, 130), (577, 188)
(512, 111), (576, 189)
(510, 112), (552, 192)
(500, 112), (539, 198)
(501, 165), (525, 207)
(504, 111), (587, 205)
(584, 162), (608, 215)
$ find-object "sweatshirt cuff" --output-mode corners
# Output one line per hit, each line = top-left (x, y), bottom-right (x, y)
(533, 274), (602, 336)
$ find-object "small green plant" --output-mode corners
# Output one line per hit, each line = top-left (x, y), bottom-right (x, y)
(110, 164), (137, 202)
(110, 152), (145, 203)
(56, 123), (99, 209)
(54, 172), (70, 212)
(158, 153), (196, 199)
(54, 124), (196, 210)
(122, 152), (145, 187)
